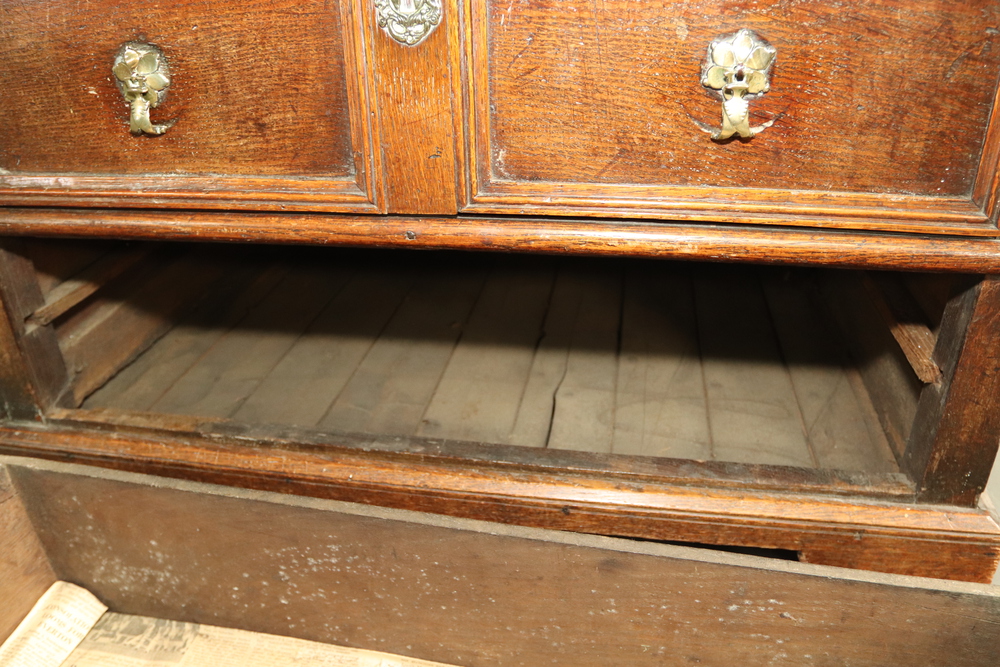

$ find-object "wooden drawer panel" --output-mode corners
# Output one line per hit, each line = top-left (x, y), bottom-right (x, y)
(0, 0), (379, 211)
(3, 458), (999, 666)
(465, 0), (1000, 233)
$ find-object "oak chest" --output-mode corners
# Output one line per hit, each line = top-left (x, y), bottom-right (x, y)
(1, 0), (1000, 583)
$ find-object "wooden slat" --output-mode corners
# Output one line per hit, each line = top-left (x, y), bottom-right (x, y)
(695, 268), (815, 467)
(233, 267), (412, 427)
(19, 240), (115, 299)
(0, 240), (68, 416)
(84, 262), (288, 412)
(545, 266), (623, 454)
(58, 250), (232, 407)
(863, 273), (942, 384)
(43, 408), (919, 500)
(318, 264), (487, 436)
(612, 264), (710, 459)
(417, 262), (555, 443)
(7, 459), (1000, 666)
(761, 273), (897, 472)
(26, 247), (148, 328)
(507, 263), (588, 448)
(151, 265), (354, 419)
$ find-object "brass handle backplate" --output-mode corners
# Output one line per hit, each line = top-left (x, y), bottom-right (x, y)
(701, 29), (776, 141)
(112, 42), (174, 136)
(375, 0), (442, 46)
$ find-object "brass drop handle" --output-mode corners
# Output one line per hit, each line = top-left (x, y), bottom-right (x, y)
(701, 29), (776, 141)
(112, 42), (175, 136)
(375, 0), (442, 46)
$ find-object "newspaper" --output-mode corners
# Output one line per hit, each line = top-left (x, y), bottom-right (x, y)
(0, 583), (107, 667)
(1, 582), (458, 667)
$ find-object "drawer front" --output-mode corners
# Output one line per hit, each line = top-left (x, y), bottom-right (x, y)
(464, 0), (1000, 234)
(0, 0), (379, 211)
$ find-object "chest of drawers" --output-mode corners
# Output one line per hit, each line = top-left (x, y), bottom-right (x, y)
(1, 0), (1000, 583)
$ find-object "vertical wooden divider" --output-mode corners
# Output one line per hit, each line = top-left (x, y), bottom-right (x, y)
(905, 275), (1000, 505)
(363, 0), (463, 215)
(0, 241), (67, 420)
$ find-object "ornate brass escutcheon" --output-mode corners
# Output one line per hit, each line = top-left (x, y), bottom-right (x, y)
(112, 42), (174, 136)
(375, 0), (442, 46)
(701, 29), (776, 141)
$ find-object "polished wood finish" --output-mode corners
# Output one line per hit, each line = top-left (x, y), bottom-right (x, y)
(4, 208), (1000, 272)
(1, 416), (998, 583)
(0, 0), (378, 212)
(6, 457), (1000, 667)
(466, 0), (1000, 233)
(906, 275), (1000, 505)
(366, 0), (462, 214)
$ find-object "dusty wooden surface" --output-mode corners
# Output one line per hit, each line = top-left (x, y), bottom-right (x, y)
(80, 251), (894, 472)
(821, 272), (922, 460)
(0, 466), (57, 644)
(1, 417), (998, 583)
(58, 248), (229, 406)
(7, 458), (1000, 666)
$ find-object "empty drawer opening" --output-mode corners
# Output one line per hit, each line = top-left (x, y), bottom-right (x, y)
(2, 237), (947, 482)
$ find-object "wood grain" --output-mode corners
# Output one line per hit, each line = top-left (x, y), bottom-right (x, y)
(6, 458), (1000, 667)
(417, 261), (554, 443)
(150, 265), (354, 418)
(20, 240), (118, 299)
(696, 268), (814, 467)
(3, 416), (998, 583)
(612, 264), (709, 459)
(469, 0), (1000, 228)
(0, 466), (57, 644)
(233, 267), (412, 427)
(863, 273), (942, 384)
(0, 0), (380, 211)
(820, 271), (921, 460)
(72, 251), (890, 468)
(545, 268), (622, 454)
(906, 275), (1000, 505)
(0, 241), (68, 418)
(2, 209), (1000, 272)
(58, 249), (230, 406)
(84, 258), (288, 412)
(0, 0), (354, 178)
(761, 273), (897, 473)
(318, 263), (486, 435)
(365, 0), (461, 214)
(27, 247), (148, 328)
